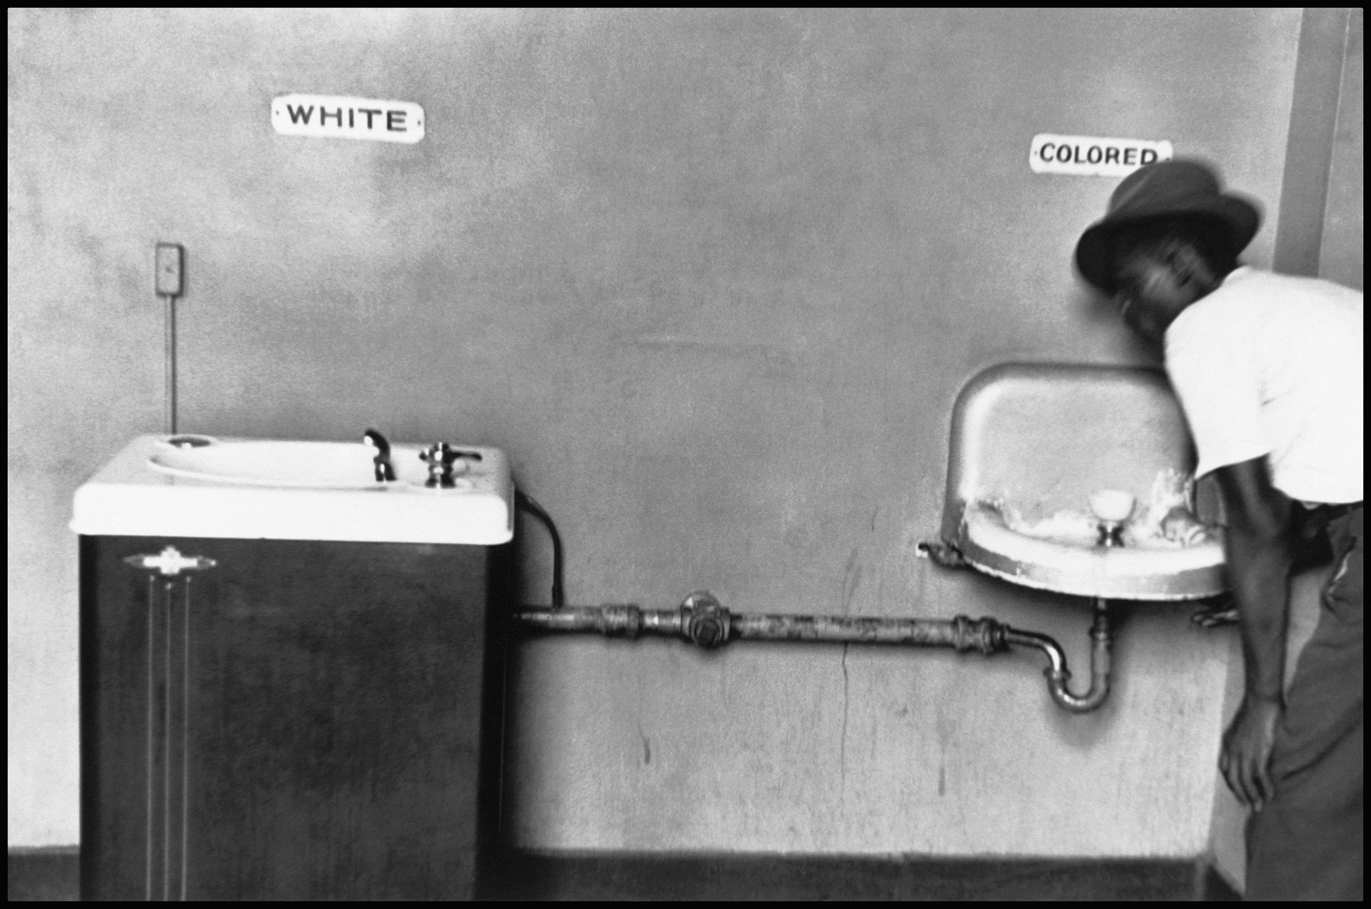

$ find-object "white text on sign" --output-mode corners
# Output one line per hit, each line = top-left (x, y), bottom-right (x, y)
(1029, 134), (1173, 176)
(272, 94), (425, 145)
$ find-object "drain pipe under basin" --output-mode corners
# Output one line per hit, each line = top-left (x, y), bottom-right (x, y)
(1001, 598), (1112, 713)
(514, 592), (1113, 713)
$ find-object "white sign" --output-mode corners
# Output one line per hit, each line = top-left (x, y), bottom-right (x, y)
(272, 94), (425, 144)
(1029, 133), (1172, 176)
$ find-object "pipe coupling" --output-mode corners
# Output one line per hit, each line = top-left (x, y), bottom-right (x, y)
(601, 604), (644, 639)
(680, 590), (732, 649)
(949, 615), (1008, 655)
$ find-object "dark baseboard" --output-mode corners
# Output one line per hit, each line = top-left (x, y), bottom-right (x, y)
(1199, 863), (1244, 902)
(8, 845), (1241, 901)
(7, 847), (79, 902)
(477, 849), (1243, 901)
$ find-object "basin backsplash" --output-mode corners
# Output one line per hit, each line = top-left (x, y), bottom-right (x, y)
(939, 362), (1221, 544)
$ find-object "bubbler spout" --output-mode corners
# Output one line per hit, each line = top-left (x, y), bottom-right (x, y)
(362, 428), (395, 482)
(1089, 489), (1136, 548)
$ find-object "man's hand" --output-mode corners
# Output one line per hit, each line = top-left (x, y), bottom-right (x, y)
(1219, 694), (1282, 811)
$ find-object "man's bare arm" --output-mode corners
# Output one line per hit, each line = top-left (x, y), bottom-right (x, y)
(1214, 456), (1296, 810)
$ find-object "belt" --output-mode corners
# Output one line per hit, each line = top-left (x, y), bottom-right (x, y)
(1302, 500), (1363, 523)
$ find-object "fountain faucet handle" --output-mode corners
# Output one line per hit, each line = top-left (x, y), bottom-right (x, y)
(420, 442), (479, 488)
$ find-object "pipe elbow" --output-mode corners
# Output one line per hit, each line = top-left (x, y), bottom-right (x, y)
(1044, 666), (1110, 713)
(1006, 605), (1114, 713)
(1045, 626), (1112, 712)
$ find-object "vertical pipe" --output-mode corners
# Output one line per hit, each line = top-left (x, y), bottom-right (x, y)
(163, 579), (173, 902)
(164, 293), (177, 435)
(180, 577), (191, 901)
(145, 574), (156, 901)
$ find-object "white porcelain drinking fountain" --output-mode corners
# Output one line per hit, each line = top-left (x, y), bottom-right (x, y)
(73, 431), (513, 545)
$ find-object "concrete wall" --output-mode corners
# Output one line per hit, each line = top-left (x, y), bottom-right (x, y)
(9, 8), (1314, 854)
(1321, 9), (1363, 290)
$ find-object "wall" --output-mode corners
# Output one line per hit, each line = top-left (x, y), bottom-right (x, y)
(9, 8), (1309, 854)
(1321, 8), (1363, 290)
(1273, 7), (1363, 285)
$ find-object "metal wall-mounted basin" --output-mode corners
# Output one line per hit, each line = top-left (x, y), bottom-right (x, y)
(957, 500), (1226, 600)
(933, 362), (1228, 602)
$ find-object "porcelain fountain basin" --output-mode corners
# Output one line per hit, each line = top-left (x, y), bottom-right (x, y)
(933, 363), (1228, 602)
(147, 437), (438, 488)
(71, 435), (513, 546)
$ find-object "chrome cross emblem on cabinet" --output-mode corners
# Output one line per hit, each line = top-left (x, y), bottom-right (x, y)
(122, 546), (217, 576)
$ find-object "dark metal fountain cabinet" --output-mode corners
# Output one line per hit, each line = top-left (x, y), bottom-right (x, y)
(929, 362), (1228, 602)
(71, 434), (515, 901)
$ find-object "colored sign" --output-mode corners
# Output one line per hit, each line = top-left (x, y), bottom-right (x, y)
(272, 94), (425, 144)
(1030, 134), (1172, 176)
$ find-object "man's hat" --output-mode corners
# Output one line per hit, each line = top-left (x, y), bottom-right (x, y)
(1074, 158), (1261, 291)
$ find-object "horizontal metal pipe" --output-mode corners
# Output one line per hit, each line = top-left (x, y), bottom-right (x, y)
(513, 605), (675, 638)
(513, 592), (1114, 712)
(1001, 628), (1067, 677)
(514, 601), (1007, 655)
(731, 613), (1005, 654)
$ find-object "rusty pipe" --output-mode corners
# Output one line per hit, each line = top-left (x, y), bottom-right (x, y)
(1002, 598), (1112, 713)
(730, 612), (1006, 654)
(513, 592), (1114, 712)
(514, 592), (1009, 655)
(511, 603), (682, 638)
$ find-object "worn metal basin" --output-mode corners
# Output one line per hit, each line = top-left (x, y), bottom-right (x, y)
(936, 362), (1228, 601)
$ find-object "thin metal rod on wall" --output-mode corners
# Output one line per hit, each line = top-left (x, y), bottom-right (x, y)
(164, 293), (177, 435)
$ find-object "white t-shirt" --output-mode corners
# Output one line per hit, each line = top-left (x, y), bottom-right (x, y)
(1164, 266), (1363, 505)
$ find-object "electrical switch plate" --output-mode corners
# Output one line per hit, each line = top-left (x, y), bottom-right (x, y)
(155, 242), (183, 296)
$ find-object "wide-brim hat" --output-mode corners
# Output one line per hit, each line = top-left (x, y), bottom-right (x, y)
(1074, 158), (1261, 292)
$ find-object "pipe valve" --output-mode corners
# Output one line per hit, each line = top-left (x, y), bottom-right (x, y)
(681, 590), (732, 648)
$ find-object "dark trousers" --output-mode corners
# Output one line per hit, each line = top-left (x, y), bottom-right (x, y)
(1245, 505), (1363, 900)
